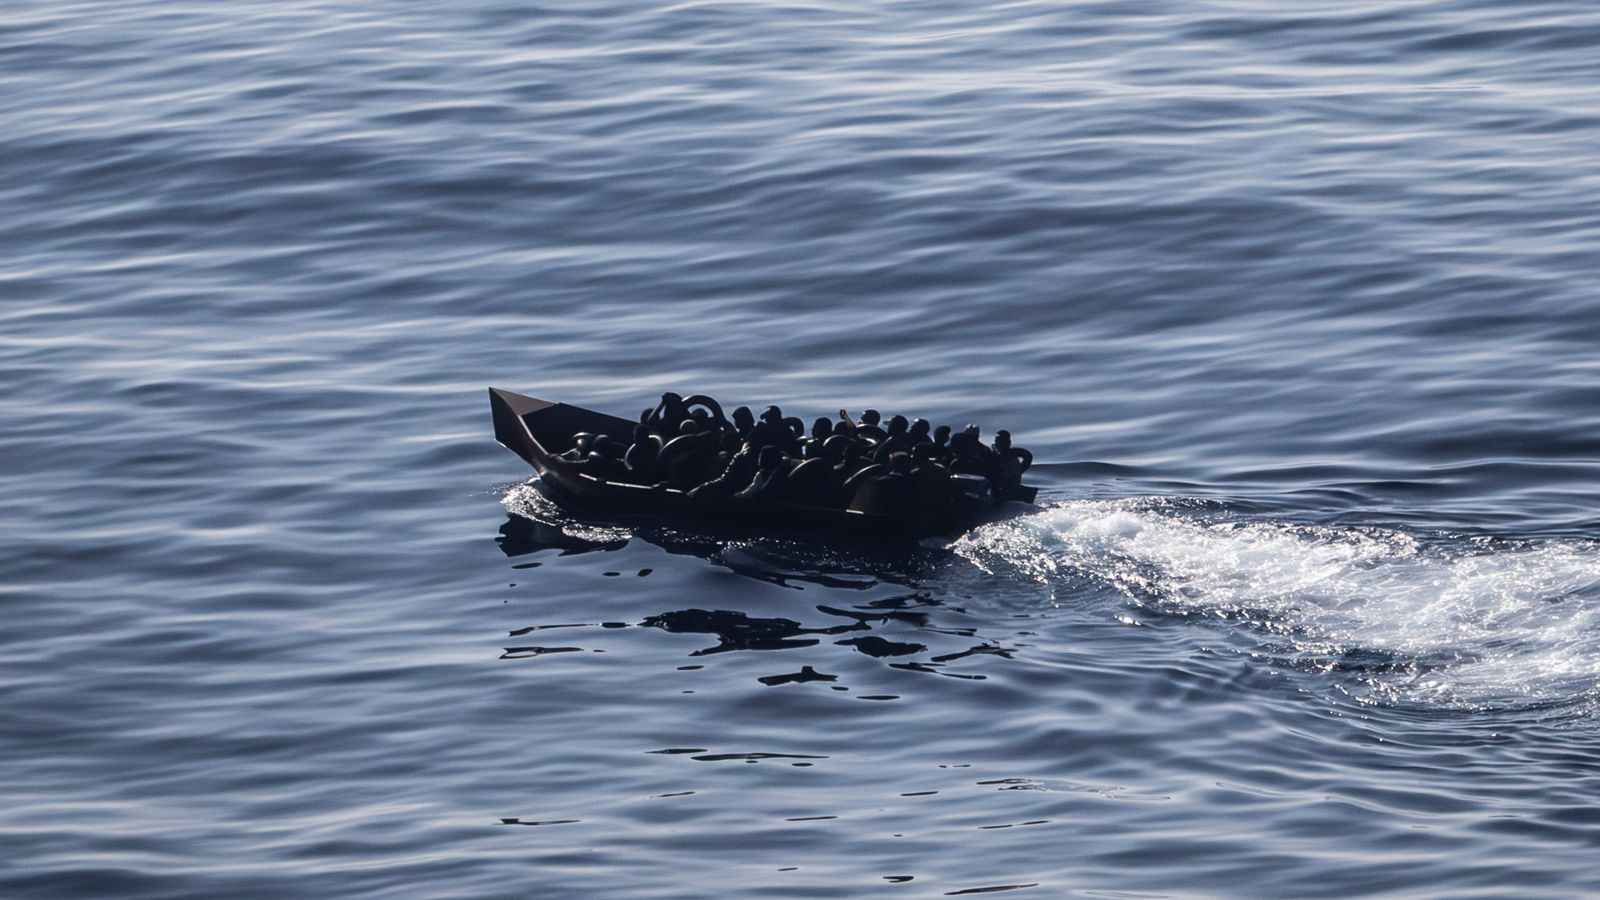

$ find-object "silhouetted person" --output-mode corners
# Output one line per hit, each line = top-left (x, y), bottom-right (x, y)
(746, 405), (797, 453)
(873, 415), (913, 463)
(841, 461), (887, 506)
(810, 416), (833, 444)
(683, 394), (729, 435)
(909, 418), (931, 445)
(645, 392), (691, 436)
(736, 446), (791, 501)
(783, 454), (844, 506)
(690, 442), (760, 498)
(990, 429), (1033, 498)
(559, 432), (597, 461)
(949, 426), (995, 477)
(624, 425), (661, 483)
(782, 415), (807, 442)
(581, 434), (628, 481)
(657, 420), (718, 487)
(909, 443), (953, 515)
(818, 434), (859, 479)
(849, 452), (914, 515)
(855, 409), (886, 443)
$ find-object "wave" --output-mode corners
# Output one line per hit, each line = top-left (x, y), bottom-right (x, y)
(953, 499), (1600, 714)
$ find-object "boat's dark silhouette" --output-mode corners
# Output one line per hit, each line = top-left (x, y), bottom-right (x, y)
(489, 387), (1037, 540)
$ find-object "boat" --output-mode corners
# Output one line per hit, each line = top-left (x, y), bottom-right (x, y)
(488, 387), (1037, 540)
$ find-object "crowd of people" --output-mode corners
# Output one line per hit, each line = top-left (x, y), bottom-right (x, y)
(556, 392), (1033, 517)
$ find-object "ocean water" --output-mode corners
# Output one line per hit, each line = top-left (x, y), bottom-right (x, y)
(4, 0), (1600, 896)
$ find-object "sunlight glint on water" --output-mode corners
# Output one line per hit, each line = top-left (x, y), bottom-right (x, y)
(955, 500), (1600, 712)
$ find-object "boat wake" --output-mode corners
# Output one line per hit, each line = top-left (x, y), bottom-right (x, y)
(953, 499), (1600, 716)
(502, 481), (1600, 715)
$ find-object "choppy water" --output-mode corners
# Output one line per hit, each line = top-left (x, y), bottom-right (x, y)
(4, 1), (1600, 896)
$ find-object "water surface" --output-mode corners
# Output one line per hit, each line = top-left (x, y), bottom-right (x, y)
(4, 0), (1600, 895)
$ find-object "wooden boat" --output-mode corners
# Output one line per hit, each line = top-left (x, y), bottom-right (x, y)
(489, 387), (1036, 540)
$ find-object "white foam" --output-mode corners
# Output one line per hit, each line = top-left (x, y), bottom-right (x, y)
(953, 499), (1600, 713)
(500, 481), (632, 544)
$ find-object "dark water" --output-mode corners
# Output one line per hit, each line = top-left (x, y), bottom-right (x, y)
(4, 1), (1600, 896)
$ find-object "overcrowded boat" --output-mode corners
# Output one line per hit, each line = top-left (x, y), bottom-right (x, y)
(489, 387), (1037, 539)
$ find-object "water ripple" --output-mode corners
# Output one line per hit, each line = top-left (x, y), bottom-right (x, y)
(6, 0), (1600, 895)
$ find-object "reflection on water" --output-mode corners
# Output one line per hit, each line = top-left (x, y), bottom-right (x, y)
(642, 608), (836, 655)
(499, 499), (1028, 691)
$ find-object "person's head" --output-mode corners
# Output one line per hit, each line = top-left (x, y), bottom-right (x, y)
(910, 418), (930, 438)
(994, 429), (1012, 451)
(933, 424), (951, 445)
(732, 406), (755, 434)
(861, 409), (881, 426)
(677, 419), (698, 436)
(888, 452), (912, 475)
(812, 416), (833, 440)
(887, 415), (909, 436)
(834, 419), (857, 439)
(593, 434), (622, 457)
(571, 432), (596, 454)
(965, 424), (981, 438)
(632, 425), (652, 444)
(761, 405), (783, 425)
(758, 446), (785, 469)
(823, 435), (850, 462)
(691, 408), (711, 428)
(660, 391), (683, 406)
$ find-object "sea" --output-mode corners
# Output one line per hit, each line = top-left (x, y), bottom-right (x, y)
(4, 1), (1600, 896)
